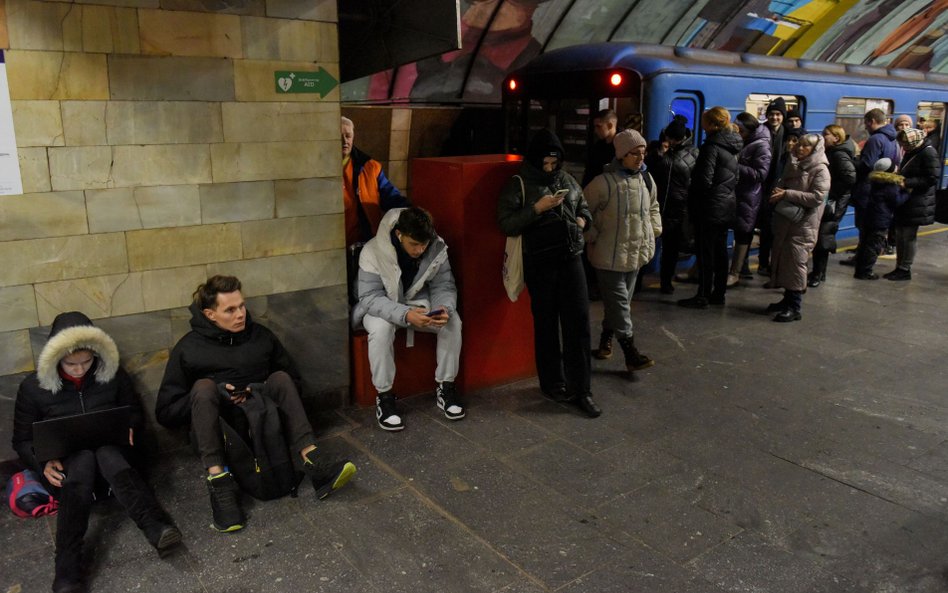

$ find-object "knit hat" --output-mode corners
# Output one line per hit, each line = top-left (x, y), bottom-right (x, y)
(766, 97), (786, 118)
(613, 129), (646, 158)
(784, 127), (804, 140)
(898, 128), (926, 150)
(664, 118), (688, 141)
(894, 114), (913, 128)
(785, 109), (803, 125)
(873, 157), (894, 172)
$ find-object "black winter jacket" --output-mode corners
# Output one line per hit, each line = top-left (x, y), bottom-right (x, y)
(13, 313), (143, 473)
(155, 304), (301, 428)
(825, 138), (857, 222)
(864, 170), (905, 230)
(688, 129), (743, 227)
(654, 134), (699, 223)
(895, 144), (940, 226)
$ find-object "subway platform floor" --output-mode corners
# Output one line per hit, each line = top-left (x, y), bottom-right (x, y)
(5, 230), (948, 593)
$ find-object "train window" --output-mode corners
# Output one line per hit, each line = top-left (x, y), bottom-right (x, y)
(669, 97), (697, 132)
(746, 94), (799, 122)
(835, 97), (894, 149)
(916, 101), (944, 157)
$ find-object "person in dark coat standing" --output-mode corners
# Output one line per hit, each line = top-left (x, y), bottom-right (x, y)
(678, 107), (742, 309)
(14, 312), (181, 593)
(728, 112), (772, 287)
(809, 125), (857, 287)
(497, 129), (601, 418)
(757, 97), (787, 276)
(885, 127), (940, 281)
(853, 158), (904, 279)
(653, 117), (699, 294)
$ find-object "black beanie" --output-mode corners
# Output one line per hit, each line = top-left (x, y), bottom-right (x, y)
(665, 119), (688, 141)
(766, 97), (787, 118)
(786, 108), (803, 123)
(525, 129), (565, 171)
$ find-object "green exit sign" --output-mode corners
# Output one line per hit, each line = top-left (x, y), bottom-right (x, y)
(274, 68), (338, 98)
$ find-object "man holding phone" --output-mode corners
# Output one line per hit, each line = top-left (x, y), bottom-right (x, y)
(352, 207), (464, 431)
(156, 275), (356, 533)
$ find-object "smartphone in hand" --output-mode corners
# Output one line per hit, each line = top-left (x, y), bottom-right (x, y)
(426, 308), (446, 317)
(552, 189), (569, 199)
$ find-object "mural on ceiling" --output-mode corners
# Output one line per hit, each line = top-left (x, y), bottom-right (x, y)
(342, 0), (948, 104)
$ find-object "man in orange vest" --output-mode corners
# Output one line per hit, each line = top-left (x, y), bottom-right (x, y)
(342, 116), (410, 246)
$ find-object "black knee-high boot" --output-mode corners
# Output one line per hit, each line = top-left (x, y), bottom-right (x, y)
(53, 484), (92, 593)
(110, 470), (182, 554)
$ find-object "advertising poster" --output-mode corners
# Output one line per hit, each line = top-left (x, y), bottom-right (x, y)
(0, 50), (22, 196)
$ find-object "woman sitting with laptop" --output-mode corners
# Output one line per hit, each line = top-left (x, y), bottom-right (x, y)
(12, 311), (181, 593)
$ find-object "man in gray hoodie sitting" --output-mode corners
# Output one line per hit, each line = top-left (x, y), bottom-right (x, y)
(352, 207), (464, 431)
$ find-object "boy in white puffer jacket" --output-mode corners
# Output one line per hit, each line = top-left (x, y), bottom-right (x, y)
(584, 129), (662, 376)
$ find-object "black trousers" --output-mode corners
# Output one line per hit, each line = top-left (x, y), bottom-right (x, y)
(695, 222), (730, 300)
(660, 219), (684, 286)
(855, 227), (887, 276)
(190, 371), (315, 469)
(757, 202), (774, 267)
(524, 254), (592, 397)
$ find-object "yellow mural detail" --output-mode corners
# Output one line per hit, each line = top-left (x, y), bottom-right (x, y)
(781, 0), (861, 58)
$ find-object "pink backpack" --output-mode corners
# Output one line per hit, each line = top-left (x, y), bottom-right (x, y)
(6, 470), (58, 518)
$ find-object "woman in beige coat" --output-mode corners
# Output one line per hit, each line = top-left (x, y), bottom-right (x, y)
(767, 133), (831, 322)
(584, 129), (662, 373)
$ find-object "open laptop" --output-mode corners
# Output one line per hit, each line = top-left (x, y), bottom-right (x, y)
(32, 406), (132, 461)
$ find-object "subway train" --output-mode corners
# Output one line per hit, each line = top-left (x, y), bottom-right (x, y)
(501, 42), (948, 240)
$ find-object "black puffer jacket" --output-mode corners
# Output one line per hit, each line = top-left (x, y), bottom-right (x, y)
(688, 129), (743, 227)
(895, 144), (940, 226)
(155, 303), (300, 428)
(13, 312), (143, 472)
(654, 134), (699, 222)
(825, 138), (857, 221)
(498, 129), (591, 260)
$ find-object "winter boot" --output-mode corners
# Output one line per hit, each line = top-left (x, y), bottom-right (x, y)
(53, 482), (92, 593)
(110, 469), (182, 555)
(206, 471), (245, 533)
(726, 244), (749, 287)
(617, 336), (655, 372)
(303, 449), (357, 500)
(592, 329), (613, 360)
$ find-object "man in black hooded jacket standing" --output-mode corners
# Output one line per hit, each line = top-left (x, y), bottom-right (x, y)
(156, 275), (356, 533)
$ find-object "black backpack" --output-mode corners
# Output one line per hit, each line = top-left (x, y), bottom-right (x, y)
(220, 390), (302, 501)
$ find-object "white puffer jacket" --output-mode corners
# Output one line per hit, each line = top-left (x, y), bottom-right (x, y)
(583, 163), (662, 272)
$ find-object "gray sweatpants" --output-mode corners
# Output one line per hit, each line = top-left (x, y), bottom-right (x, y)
(595, 268), (640, 339)
(363, 313), (462, 394)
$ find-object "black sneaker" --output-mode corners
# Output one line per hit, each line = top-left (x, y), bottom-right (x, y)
(677, 296), (709, 309)
(376, 392), (404, 431)
(206, 472), (245, 533)
(884, 268), (911, 281)
(436, 381), (465, 420)
(839, 256), (856, 267)
(303, 451), (357, 500)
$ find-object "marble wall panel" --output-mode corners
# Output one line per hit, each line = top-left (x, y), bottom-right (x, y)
(241, 16), (319, 62)
(34, 273), (144, 324)
(233, 59), (339, 102)
(317, 21), (338, 63)
(387, 159), (408, 192)
(109, 55), (235, 101)
(159, 0), (266, 15)
(111, 144), (213, 187)
(73, 0), (159, 7)
(0, 285), (39, 332)
(0, 1), (9, 49)
(81, 4), (140, 54)
(61, 101), (107, 145)
(136, 185), (203, 229)
(207, 249), (345, 296)
(210, 140), (337, 183)
(221, 101), (338, 142)
(106, 101), (223, 145)
(85, 188), (137, 233)
(199, 180), (274, 223)
(0, 191), (87, 241)
(265, 0), (336, 22)
(48, 145), (114, 190)
(6, 50), (109, 100)
(5, 0), (73, 51)
(95, 310), (172, 356)
(0, 233), (128, 286)
(141, 265), (206, 311)
(139, 9), (242, 58)
(16, 147), (53, 194)
(240, 213), (343, 258)
(0, 330), (34, 375)
(389, 129), (410, 161)
(126, 223), (241, 271)
(274, 177), (343, 218)
(12, 100), (64, 146)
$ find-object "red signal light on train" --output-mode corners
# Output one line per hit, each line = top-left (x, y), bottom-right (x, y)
(609, 73), (623, 87)
(508, 79), (518, 91)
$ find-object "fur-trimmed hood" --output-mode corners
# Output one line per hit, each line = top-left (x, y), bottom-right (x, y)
(868, 170), (904, 186)
(37, 312), (119, 393)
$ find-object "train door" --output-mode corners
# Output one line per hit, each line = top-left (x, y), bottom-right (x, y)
(667, 92), (701, 143)
(916, 101), (947, 189)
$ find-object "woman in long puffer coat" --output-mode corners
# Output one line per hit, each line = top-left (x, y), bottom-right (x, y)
(727, 112), (771, 287)
(885, 127), (940, 281)
(808, 125), (856, 287)
(766, 133), (831, 322)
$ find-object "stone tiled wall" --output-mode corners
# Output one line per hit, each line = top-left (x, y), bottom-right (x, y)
(0, 0), (349, 460)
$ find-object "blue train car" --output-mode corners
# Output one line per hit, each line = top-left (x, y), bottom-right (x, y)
(502, 43), (948, 241)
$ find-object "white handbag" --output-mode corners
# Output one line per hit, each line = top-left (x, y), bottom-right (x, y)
(502, 176), (526, 302)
